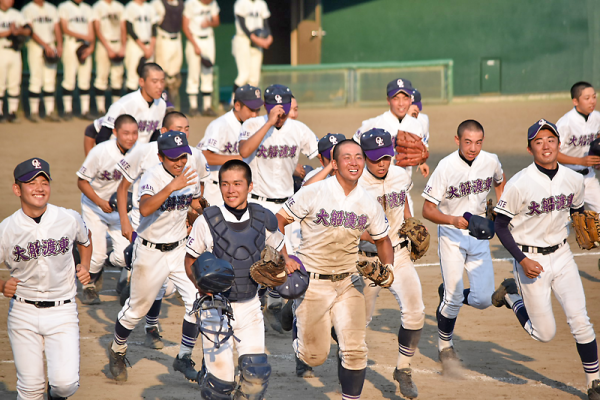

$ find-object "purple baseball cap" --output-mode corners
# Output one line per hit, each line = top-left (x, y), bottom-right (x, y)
(14, 157), (51, 182)
(360, 129), (394, 161)
(527, 119), (560, 141)
(275, 255), (309, 299)
(264, 84), (293, 115)
(318, 133), (346, 159)
(387, 78), (414, 98)
(412, 89), (423, 111)
(235, 84), (264, 109)
(158, 131), (192, 159)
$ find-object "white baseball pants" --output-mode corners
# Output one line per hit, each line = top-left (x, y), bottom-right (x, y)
(583, 169), (600, 212)
(232, 35), (262, 87)
(61, 37), (92, 91)
(155, 29), (182, 79)
(94, 40), (125, 91)
(0, 47), (22, 97)
(186, 34), (215, 95)
(124, 38), (153, 91)
(26, 42), (57, 93)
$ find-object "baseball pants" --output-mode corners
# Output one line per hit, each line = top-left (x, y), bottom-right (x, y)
(582, 170), (600, 212)
(293, 274), (368, 370)
(155, 29), (182, 79)
(81, 201), (130, 274)
(0, 46), (22, 114)
(124, 38), (153, 91)
(185, 34), (215, 95)
(61, 37), (92, 92)
(364, 246), (425, 330)
(26, 42), (57, 94)
(117, 239), (198, 331)
(232, 35), (262, 87)
(200, 295), (265, 382)
(513, 244), (596, 344)
(8, 300), (80, 400)
(94, 41), (124, 92)
(437, 225), (495, 319)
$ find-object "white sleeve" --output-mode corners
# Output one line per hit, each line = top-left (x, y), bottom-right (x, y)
(201, 120), (222, 152)
(58, 3), (68, 20)
(22, 6), (31, 24)
(573, 174), (585, 209)
(493, 155), (504, 184)
(116, 144), (146, 182)
(183, 0), (193, 19)
(298, 122), (319, 159)
(494, 179), (522, 218)
(239, 118), (257, 142)
(76, 147), (100, 182)
(192, 150), (211, 180)
(67, 210), (91, 247)
(422, 164), (446, 205)
(186, 216), (212, 257)
(102, 101), (125, 129)
(211, 0), (220, 16)
(281, 184), (317, 222)
(354, 118), (374, 143)
(91, 2), (101, 21)
(260, 1), (270, 19)
(139, 171), (159, 199)
(233, 0), (245, 17)
(556, 116), (571, 144)
(366, 202), (390, 241)
(124, 4), (134, 23)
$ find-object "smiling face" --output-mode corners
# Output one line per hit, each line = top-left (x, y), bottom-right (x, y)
(455, 129), (484, 161)
(159, 153), (188, 176)
(13, 175), (50, 217)
(388, 91), (412, 120)
(527, 129), (560, 169)
(220, 168), (252, 209)
(574, 87), (597, 116)
(365, 155), (392, 178)
(164, 115), (190, 137)
(115, 121), (139, 151)
(332, 141), (365, 184)
(234, 102), (260, 122)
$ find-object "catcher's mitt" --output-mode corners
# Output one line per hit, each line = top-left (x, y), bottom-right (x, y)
(9, 34), (28, 51)
(249, 245), (287, 288)
(76, 42), (90, 63)
(572, 211), (600, 250)
(398, 217), (430, 261)
(394, 130), (429, 167)
(356, 255), (393, 288)
(200, 56), (213, 68)
(43, 49), (60, 64)
(486, 199), (497, 221)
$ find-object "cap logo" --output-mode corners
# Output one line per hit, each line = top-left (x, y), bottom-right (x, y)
(275, 94), (282, 104)
(174, 136), (183, 146)
(539, 119), (547, 126)
(255, 89), (260, 98)
(329, 135), (338, 145)
(397, 79), (404, 88)
(32, 159), (42, 169)
(375, 137), (384, 146)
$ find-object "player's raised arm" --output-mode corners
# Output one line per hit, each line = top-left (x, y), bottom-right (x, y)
(238, 104), (284, 158)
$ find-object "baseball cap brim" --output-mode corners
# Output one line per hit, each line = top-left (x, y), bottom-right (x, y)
(162, 146), (192, 159)
(265, 102), (291, 115)
(240, 98), (264, 109)
(365, 146), (394, 161)
(17, 170), (51, 183)
(528, 124), (560, 141)
(387, 88), (414, 99)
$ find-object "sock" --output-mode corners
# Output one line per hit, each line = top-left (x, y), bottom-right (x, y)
(331, 326), (338, 344)
(63, 94), (73, 113)
(202, 93), (211, 110)
(511, 299), (530, 328)
(437, 311), (456, 351)
(179, 319), (199, 357)
(8, 96), (19, 114)
(80, 91), (90, 114)
(95, 92), (106, 114)
(145, 299), (162, 329)
(89, 269), (103, 285)
(29, 92), (41, 114)
(43, 92), (55, 114)
(189, 95), (198, 110)
(339, 364), (366, 399)
(577, 340), (600, 387)
(112, 320), (132, 352)
(397, 326), (422, 369)
(462, 288), (470, 305)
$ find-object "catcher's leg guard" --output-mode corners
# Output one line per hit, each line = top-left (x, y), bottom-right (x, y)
(234, 354), (271, 400)
(198, 364), (236, 400)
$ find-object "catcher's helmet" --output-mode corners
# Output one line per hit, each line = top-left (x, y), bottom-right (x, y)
(194, 252), (235, 294)
(109, 192), (133, 213)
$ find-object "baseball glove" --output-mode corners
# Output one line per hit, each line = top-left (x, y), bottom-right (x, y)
(110, 54), (124, 64)
(249, 245), (287, 288)
(394, 130), (429, 167)
(43, 49), (60, 64)
(252, 28), (269, 38)
(572, 211), (600, 250)
(398, 217), (430, 261)
(76, 42), (90, 63)
(486, 199), (497, 221)
(356, 255), (394, 288)
(200, 56), (213, 68)
(9, 34), (28, 51)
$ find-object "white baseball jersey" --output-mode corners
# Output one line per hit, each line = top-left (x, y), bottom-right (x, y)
(418, 112), (430, 145)
(124, 0), (157, 43)
(100, 89), (167, 143)
(239, 115), (318, 198)
(354, 112), (425, 145)
(494, 163), (584, 248)
(233, 0), (269, 35)
(186, 205), (284, 257)
(183, 0), (219, 37)
(359, 165), (412, 247)
(0, 204), (90, 300)
(136, 162), (201, 243)
(282, 177), (389, 274)
(556, 108), (600, 171)
(422, 150), (503, 224)
(302, 166), (323, 185)
(200, 109), (242, 180)
(58, 0), (92, 36)
(92, 0), (125, 42)
(0, 8), (25, 48)
(22, 1), (58, 44)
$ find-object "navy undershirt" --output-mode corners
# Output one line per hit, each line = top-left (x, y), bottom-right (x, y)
(458, 151), (474, 167)
(224, 203), (247, 221)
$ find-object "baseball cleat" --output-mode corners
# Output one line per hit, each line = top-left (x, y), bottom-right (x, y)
(44, 111), (61, 122)
(27, 114), (41, 123)
(439, 347), (463, 378)
(280, 299), (294, 332)
(264, 300), (284, 334)
(107, 341), (129, 382)
(188, 108), (200, 117)
(393, 368), (418, 399)
(119, 283), (130, 307)
(0, 114), (5, 123)
(7, 113), (20, 123)
(201, 107), (217, 117)
(173, 354), (198, 382)
(589, 379), (600, 400)
(492, 278), (518, 308)
(80, 286), (100, 305)
(295, 354), (314, 378)
(62, 112), (73, 121)
(144, 326), (164, 350)
(80, 113), (96, 121)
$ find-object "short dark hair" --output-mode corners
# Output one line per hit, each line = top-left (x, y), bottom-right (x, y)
(162, 111), (187, 129)
(115, 114), (137, 131)
(571, 81), (594, 100)
(141, 62), (164, 80)
(332, 139), (364, 162)
(219, 160), (252, 185)
(457, 119), (484, 138)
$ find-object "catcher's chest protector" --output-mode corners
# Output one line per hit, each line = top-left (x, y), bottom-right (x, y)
(204, 204), (276, 301)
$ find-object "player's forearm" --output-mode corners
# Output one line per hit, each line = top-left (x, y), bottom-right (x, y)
(360, 230), (374, 244)
(202, 150), (242, 165)
(276, 211), (292, 233)
(239, 123), (274, 158)
(184, 253), (197, 286)
(116, 179), (132, 225)
(84, 136), (95, 156)
(495, 214), (526, 263)
(303, 164), (332, 186)
(54, 24), (63, 47)
(374, 236), (393, 265)
(31, 32), (48, 47)
(94, 22), (111, 49)
(77, 231), (93, 267)
(422, 201), (455, 226)
(182, 17), (196, 44)
(120, 22), (126, 47)
(493, 176), (506, 200)
(77, 179), (106, 208)
(139, 184), (176, 216)
(404, 204), (412, 219)
(557, 152), (585, 166)
(0, 30), (12, 38)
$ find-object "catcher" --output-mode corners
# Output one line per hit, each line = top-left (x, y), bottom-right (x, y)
(184, 159), (285, 400)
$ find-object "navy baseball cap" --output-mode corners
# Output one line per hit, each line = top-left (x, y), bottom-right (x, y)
(318, 133), (346, 160)
(158, 131), (192, 159)
(235, 84), (264, 109)
(360, 129), (394, 161)
(412, 89), (423, 111)
(387, 78), (414, 98)
(14, 157), (51, 182)
(264, 84), (293, 115)
(527, 119), (560, 141)
(275, 255), (309, 299)
(463, 213), (495, 240)
(590, 137), (600, 157)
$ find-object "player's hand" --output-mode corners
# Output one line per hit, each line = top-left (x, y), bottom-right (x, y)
(267, 105), (286, 126)
(263, 35), (273, 49)
(76, 264), (91, 285)
(44, 45), (56, 58)
(107, 47), (117, 59)
(121, 221), (135, 242)
(452, 216), (469, 230)
(2, 277), (20, 298)
(117, 48), (125, 58)
(520, 257), (544, 279)
(194, 45), (201, 56)
(419, 163), (430, 177)
(200, 18), (210, 29)
(293, 164), (306, 179)
(82, 46), (94, 61)
(98, 200), (113, 214)
(143, 46), (153, 59)
(581, 155), (600, 167)
(169, 168), (198, 192)
(283, 255), (300, 275)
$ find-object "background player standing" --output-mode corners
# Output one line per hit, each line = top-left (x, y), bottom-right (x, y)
(92, 0), (126, 116)
(182, 0), (219, 116)
(1, 158), (91, 400)
(124, 0), (157, 92)
(59, 0), (94, 120)
(22, 0), (62, 122)
(493, 119), (600, 400)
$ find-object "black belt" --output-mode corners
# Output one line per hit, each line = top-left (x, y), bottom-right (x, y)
(358, 240), (408, 258)
(196, 35), (208, 39)
(576, 168), (590, 175)
(519, 239), (567, 255)
(308, 272), (352, 282)
(211, 180), (219, 185)
(110, 40), (119, 43)
(250, 194), (288, 204)
(141, 237), (185, 252)
(13, 295), (72, 308)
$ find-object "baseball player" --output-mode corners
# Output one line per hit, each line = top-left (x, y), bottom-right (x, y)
(407, 88), (430, 177)
(124, 0), (158, 92)
(0, 0), (29, 123)
(277, 139), (393, 400)
(556, 81), (600, 212)
(92, 0), (126, 116)
(58, 0), (95, 120)
(76, 114), (138, 305)
(107, 131), (204, 383)
(84, 62), (167, 154)
(182, 0), (220, 116)
(184, 159), (285, 399)
(1, 157), (91, 400)
(200, 84), (262, 207)
(230, 0), (272, 102)
(22, 0), (62, 123)
(421, 119), (505, 372)
(492, 119), (600, 400)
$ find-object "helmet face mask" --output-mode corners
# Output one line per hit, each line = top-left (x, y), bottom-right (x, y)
(194, 252), (235, 294)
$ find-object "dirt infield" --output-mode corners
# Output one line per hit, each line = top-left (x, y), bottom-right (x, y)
(1, 98), (599, 399)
